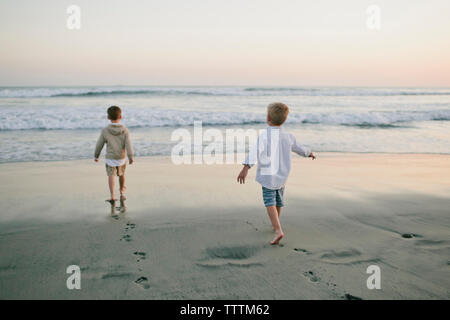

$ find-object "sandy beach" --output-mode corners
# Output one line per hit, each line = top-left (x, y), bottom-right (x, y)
(0, 153), (449, 299)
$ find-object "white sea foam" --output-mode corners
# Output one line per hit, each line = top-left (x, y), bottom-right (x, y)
(0, 106), (449, 131)
(0, 86), (449, 162)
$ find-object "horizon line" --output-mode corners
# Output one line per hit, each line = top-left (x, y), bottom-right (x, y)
(1, 84), (450, 89)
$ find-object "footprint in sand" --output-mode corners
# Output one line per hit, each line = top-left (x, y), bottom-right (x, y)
(326, 281), (337, 290)
(120, 234), (132, 242)
(197, 245), (263, 268)
(133, 251), (146, 262)
(205, 245), (259, 260)
(126, 222), (136, 230)
(303, 270), (320, 282)
(293, 248), (311, 255)
(342, 293), (363, 300)
(319, 248), (379, 265)
(101, 272), (133, 280)
(320, 249), (362, 263)
(401, 233), (421, 239)
(135, 276), (150, 289)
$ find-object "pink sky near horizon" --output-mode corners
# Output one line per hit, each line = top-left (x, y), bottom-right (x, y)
(0, 0), (449, 87)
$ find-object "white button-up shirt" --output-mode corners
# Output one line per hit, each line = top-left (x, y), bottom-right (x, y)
(244, 126), (311, 190)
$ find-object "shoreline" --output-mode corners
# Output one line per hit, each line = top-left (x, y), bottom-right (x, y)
(1, 151), (450, 166)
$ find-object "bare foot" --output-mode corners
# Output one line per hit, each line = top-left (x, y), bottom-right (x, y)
(106, 199), (117, 216)
(120, 195), (127, 213)
(271, 230), (284, 245)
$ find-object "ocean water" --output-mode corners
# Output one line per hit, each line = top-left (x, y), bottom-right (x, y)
(0, 86), (449, 163)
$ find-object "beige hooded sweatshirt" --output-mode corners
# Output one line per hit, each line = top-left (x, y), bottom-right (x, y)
(94, 124), (133, 161)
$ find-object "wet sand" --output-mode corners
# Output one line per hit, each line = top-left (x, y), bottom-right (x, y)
(0, 153), (449, 299)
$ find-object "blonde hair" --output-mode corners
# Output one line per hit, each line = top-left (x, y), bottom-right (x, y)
(267, 102), (289, 125)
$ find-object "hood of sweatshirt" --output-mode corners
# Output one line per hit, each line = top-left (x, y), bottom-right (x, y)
(106, 124), (126, 136)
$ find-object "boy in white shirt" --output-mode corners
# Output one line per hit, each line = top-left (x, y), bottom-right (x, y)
(237, 102), (315, 245)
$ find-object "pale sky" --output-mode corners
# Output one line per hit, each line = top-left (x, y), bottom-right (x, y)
(0, 0), (449, 86)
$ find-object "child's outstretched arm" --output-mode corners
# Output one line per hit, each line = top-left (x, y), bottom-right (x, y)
(291, 135), (315, 160)
(94, 131), (106, 162)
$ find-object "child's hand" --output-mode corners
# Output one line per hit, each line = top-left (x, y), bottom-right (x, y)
(237, 166), (249, 184)
(309, 152), (316, 160)
(129, 159), (134, 165)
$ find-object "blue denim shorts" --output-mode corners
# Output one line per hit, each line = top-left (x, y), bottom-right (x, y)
(262, 186), (285, 207)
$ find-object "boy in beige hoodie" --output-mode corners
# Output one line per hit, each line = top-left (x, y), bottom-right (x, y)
(94, 106), (134, 212)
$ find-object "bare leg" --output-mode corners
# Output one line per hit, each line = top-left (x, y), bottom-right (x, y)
(119, 175), (126, 195)
(119, 175), (127, 212)
(271, 207), (282, 231)
(108, 176), (116, 200)
(266, 206), (284, 245)
(276, 206), (282, 217)
(107, 175), (117, 216)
